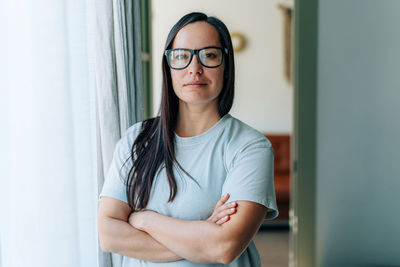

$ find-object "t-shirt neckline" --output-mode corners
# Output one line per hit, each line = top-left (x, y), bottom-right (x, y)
(174, 114), (231, 146)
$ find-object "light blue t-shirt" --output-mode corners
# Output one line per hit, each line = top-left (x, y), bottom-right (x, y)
(100, 114), (278, 267)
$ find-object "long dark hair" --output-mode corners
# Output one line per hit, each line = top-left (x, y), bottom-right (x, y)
(125, 12), (235, 211)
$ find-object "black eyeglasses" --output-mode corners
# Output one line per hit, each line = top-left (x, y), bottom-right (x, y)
(164, 46), (228, 70)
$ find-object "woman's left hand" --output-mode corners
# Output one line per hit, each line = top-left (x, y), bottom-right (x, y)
(207, 193), (237, 225)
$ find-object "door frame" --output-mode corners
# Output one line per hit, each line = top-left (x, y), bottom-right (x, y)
(291, 0), (318, 266)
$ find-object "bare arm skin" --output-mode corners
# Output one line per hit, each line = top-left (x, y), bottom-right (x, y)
(98, 197), (180, 262)
(129, 200), (267, 264)
(97, 194), (237, 262)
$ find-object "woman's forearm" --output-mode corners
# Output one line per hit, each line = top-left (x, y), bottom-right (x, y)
(99, 216), (182, 262)
(132, 212), (235, 264)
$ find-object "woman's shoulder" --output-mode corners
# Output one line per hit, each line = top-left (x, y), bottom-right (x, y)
(114, 121), (141, 150)
(118, 117), (160, 149)
(110, 121), (142, 159)
(223, 115), (272, 167)
(124, 120), (144, 139)
(224, 114), (272, 148)
(122, 117), (159, 142)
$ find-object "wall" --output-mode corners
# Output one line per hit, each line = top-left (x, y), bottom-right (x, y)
(151, 0), (293, 133)
(316, 0), (400, 265)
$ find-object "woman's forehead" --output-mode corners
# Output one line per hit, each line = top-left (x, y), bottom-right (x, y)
(172, 21), (221, 49)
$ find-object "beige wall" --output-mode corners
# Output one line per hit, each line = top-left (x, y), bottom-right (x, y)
(152, 0), (293, 133)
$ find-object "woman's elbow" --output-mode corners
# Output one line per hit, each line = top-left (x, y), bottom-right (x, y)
(100, 242), (111, 253)
(98, 230), (112, 252)
(98, 218), (116, 253)
(219, 251), (238, 265)
(213, 240), (241, 264)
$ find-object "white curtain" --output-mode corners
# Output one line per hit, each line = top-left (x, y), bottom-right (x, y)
(0, 0), (144, 267)
(0, 1), (98, 266)
(86, 0), (144, 266)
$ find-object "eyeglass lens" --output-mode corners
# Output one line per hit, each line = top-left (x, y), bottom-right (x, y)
(167, 48), (223, 69)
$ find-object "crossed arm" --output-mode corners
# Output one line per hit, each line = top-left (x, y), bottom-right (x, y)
(98, 196), (179, 262)
(98, 195), (267, 264)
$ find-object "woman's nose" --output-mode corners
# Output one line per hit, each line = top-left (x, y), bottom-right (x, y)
(188, 55), (203, 75)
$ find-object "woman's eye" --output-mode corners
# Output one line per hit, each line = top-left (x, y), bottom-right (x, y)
(174, 54), (187, 60)
(204, 52), (217, 58)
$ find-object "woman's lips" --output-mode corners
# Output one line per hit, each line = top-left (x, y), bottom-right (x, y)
(184, 81), (207, 87)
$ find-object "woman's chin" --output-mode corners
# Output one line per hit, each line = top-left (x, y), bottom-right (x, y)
(179, 96), (219, 107)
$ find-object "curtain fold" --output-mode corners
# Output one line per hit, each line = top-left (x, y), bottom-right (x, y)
(1, 0), (98, 266)
(0, 0), (144, 266)
(87, 0), (144, 266)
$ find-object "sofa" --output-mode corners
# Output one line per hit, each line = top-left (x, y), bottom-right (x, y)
(264, 134), (291, 222)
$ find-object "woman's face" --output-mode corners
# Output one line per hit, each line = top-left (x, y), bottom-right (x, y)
(170, 21), (225, 109)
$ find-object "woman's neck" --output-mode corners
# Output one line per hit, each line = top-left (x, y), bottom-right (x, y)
(175, 102), (221, 137)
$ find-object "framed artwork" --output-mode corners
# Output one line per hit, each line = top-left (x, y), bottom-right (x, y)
(278, 4), (293, 84)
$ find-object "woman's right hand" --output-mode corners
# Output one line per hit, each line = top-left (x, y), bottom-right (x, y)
(207, 193), (237, 225)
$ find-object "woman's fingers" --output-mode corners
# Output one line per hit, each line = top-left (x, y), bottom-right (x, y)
(216, 215), (230, 225)
(207, 194), (229, 222)
(214, 204), (237, 222)
(215, 200), (237, 214)
(215, 193), (230, 208)
(207, 194), (238, 224)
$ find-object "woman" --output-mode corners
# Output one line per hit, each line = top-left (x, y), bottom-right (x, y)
(98, 12), (278, 266)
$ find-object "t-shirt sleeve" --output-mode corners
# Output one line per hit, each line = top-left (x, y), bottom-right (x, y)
(222, 139), (279, 220)
(99, 135), (133, 204)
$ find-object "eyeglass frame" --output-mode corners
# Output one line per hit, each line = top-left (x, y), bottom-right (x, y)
(164, 46), (229, 70)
